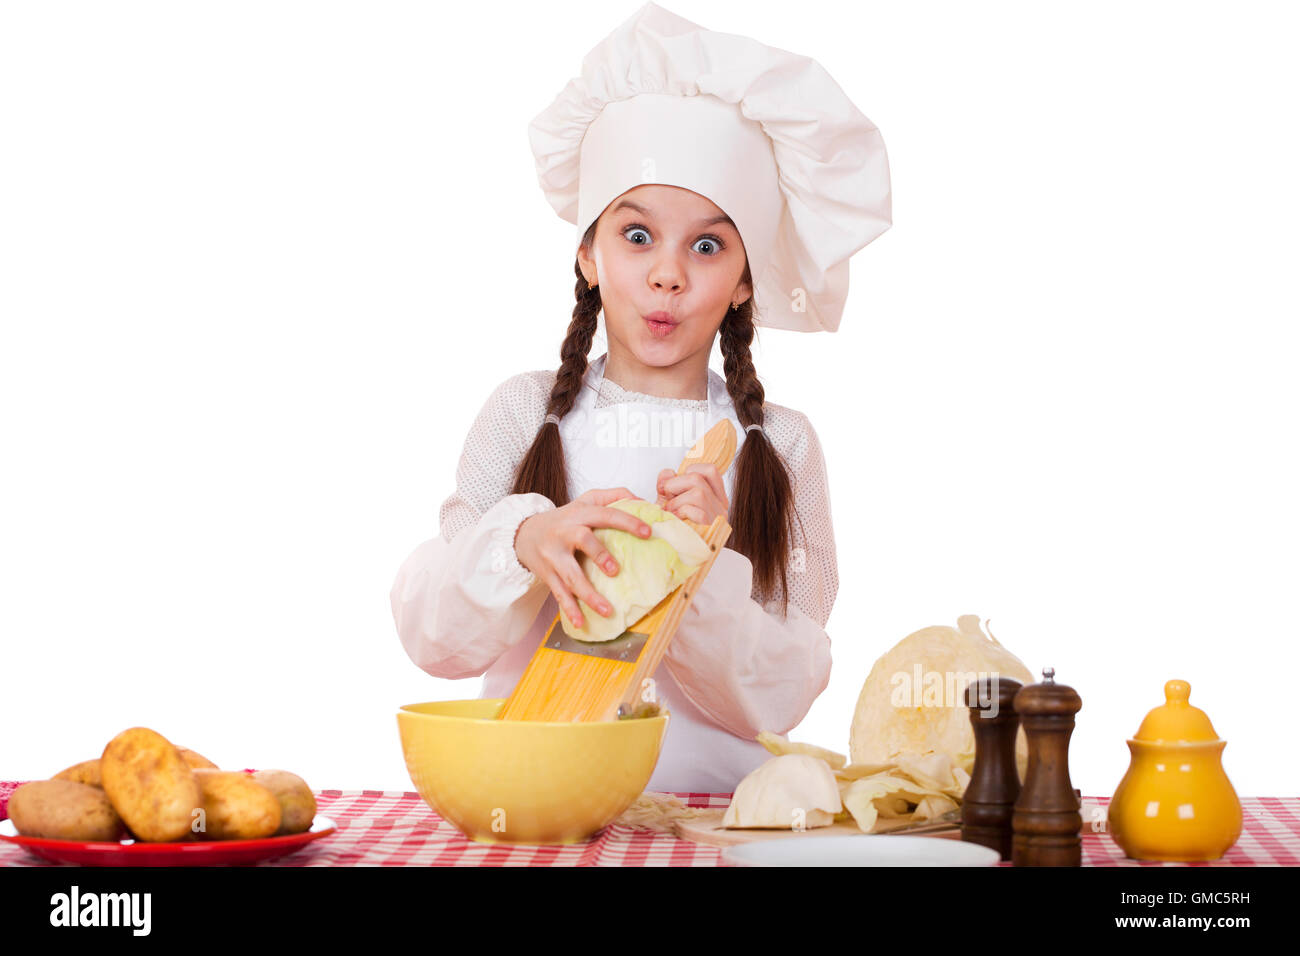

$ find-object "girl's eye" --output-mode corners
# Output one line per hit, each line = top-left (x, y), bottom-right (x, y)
(692, 236), (725, 256)
(623, 225), (651, 245)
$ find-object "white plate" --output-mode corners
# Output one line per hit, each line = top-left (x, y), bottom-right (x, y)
(720, 834), (1001, 867)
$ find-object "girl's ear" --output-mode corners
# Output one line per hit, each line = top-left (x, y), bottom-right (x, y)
(577, 242), (597, 288)
(733, 278), (753, 308)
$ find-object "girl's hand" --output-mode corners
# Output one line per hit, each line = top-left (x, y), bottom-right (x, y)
(513, 486), (653, 630)
(656, 464), (728, 526)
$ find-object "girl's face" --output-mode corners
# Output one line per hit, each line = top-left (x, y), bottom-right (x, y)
(578, 184), (751, 372)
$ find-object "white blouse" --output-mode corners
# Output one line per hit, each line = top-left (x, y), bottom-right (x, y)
(389, 364), (838, 792)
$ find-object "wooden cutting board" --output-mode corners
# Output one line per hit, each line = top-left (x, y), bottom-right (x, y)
(673, 809), (962, 848)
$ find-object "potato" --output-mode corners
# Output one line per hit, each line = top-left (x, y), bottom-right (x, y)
(53, 758), (102, 788)
(177, 748), (217, 770)
(100, 727), (201, 843)
(250, 770), (316, 835)
(8, 779), (125, 841)
(192, 769), (281, 840)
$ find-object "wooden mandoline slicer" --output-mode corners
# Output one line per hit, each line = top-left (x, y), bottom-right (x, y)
(497, 418), (738, 723)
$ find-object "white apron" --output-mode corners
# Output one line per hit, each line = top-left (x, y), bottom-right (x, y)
(478, 352), (773, 793)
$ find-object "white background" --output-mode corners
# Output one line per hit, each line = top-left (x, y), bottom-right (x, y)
(2, 0), (1296, 799)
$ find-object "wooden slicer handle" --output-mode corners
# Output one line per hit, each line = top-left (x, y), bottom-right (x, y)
(678, 418), (738, 478)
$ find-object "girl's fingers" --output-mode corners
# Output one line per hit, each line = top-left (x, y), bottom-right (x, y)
(658, 471), (688, 498)
(561, 557), (613, 620)
(684, 463), (726, 503)
(576, 529), (620, 577)
(544, 572), (587, 630)
(677, 504), (707, 524)
(662, 486), (720, 523)
(578, 486), (637, 507)
(584, 505), (652, 539)
(660, 465), (725, 505)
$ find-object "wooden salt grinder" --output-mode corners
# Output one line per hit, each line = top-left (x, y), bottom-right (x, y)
(961, 676), (1023, 860)
(1012, 667), (1083, 866)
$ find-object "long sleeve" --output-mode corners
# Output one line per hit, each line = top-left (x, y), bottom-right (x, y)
(390, 493), (555, 679)
(662, 409), (838, 739)
(389, 371), (557, 679)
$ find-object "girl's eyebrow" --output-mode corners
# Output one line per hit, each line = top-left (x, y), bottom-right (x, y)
(611, 199), (735, 229)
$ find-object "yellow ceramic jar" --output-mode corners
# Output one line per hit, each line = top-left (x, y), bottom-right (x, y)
(1108, 679), (1242, 861)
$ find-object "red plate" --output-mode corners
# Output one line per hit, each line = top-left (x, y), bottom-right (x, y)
(0, 816), (336, 866)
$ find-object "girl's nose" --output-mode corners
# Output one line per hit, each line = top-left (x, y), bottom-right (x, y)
(649, 256), (684, 292)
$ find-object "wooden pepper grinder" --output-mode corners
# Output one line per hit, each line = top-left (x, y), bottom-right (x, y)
(961, 676), (1023, 860)
(1012, 667), (1082, 866)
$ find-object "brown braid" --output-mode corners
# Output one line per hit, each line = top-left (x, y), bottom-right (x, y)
(719, 283), (801, 619)
(509, 241), (601, 507)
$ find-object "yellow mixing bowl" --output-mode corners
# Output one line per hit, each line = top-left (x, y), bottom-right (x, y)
(396, 698), (669, 845)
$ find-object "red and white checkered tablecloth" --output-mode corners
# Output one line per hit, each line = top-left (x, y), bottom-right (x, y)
(2, 782), (1297, 866)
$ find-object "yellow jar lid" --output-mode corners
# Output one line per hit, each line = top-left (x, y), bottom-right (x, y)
(1134, 679), (1221, 742)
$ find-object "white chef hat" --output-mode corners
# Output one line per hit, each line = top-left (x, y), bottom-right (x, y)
(528, 1), (892, 334)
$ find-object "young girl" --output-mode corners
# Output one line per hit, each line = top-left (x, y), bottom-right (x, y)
(389, 2), (891, 793)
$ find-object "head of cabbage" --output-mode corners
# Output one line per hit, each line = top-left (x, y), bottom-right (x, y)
(561, 498), (713, 643)
(849, 615), (1035, 780)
